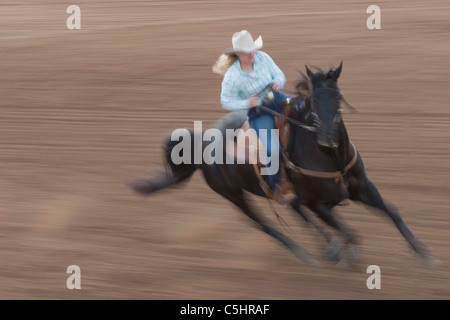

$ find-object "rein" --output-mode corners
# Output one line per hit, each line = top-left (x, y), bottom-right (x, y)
(253, 84), (318, 132)
(254, 85), (356, 135)
(258, 105), (317, 132)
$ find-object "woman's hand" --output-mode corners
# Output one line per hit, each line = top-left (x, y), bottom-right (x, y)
(248, 95), (260, 108)
(271, 83), (282, 92)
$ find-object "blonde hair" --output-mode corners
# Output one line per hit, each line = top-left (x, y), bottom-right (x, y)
(212, 53), (238, 76)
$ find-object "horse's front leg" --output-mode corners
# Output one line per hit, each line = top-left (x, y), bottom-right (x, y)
(291, 202), (342, 261)
(350, 176), (436, 265)
(307, 203), (358, 244)
(306, 202), (360, 265)
(291, 202), (333, 243)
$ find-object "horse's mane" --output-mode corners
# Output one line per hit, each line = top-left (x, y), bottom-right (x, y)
(295, 72), (311, 101)
(295, 66), (337, 100)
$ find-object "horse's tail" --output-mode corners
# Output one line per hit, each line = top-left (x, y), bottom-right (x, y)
(129, 129), (198, 196)
(163, 129), (198, 182)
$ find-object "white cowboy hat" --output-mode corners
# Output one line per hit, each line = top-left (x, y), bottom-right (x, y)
(224, 30), (263, 54)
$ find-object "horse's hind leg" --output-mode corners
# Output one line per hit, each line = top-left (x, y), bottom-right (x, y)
(351, 177), (435, 263)
(222, 191), (319, 267)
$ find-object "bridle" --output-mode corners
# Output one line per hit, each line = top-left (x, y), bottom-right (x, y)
(253, 83), (359, 198)
(309, 87), (344, 147)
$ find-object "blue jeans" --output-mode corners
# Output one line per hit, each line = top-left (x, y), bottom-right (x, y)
(247, 91), (292, 190)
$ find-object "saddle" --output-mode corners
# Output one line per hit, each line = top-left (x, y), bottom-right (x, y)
(226, 99), (297, 203)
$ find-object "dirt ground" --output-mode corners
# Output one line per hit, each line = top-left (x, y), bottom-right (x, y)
(1, 0), (450, 300)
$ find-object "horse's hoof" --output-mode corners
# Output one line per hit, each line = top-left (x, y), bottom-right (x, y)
(336, 259), (351, 270)
(407, 239), (440, 269)
(410, 245), (440, 269)
(346, 244), (359, 263)
(302, 254), (322, 268)
(421, 254), (441, 270)
(323, 237), (342, 261)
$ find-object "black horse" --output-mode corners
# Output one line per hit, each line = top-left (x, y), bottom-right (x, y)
(130, 62), (435, 267)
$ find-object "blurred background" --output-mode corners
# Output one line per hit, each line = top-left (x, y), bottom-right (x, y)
(1, 0), (450, 299)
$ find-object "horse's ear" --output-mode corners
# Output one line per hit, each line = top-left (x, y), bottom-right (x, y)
(329, 61), (343, 81)
(305, 65), (314, 79)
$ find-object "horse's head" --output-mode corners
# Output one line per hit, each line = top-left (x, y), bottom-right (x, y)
(298, 62), (344, 148)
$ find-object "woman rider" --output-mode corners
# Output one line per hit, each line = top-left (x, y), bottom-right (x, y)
(213, 30), (294, 202)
